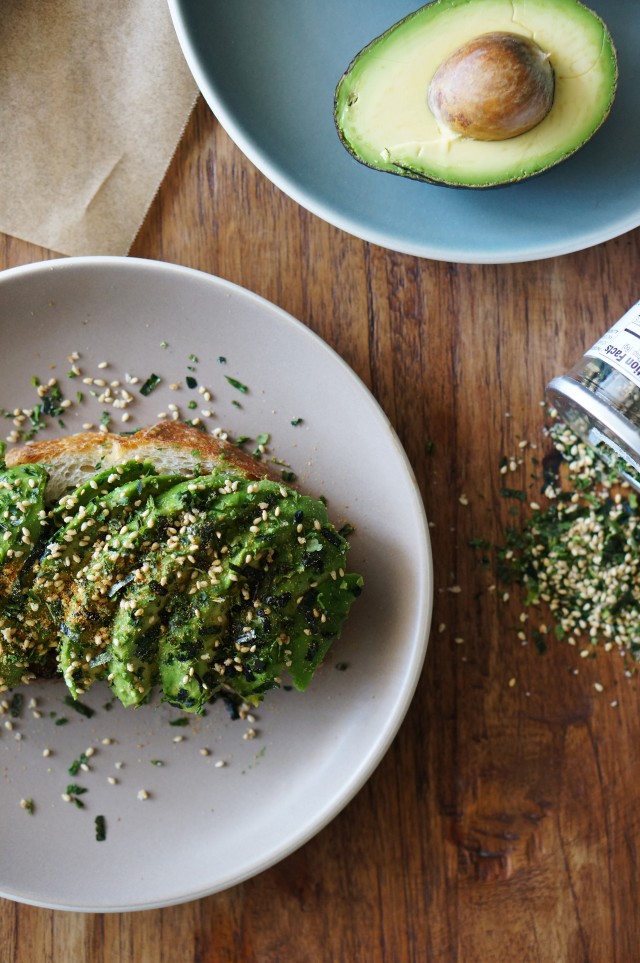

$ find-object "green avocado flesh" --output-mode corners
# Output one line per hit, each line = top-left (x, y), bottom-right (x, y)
(334, 0), (618, 188)
(0, 457), (362, 713)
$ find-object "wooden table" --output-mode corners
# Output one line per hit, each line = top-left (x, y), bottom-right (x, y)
(2, 96), (640, 963)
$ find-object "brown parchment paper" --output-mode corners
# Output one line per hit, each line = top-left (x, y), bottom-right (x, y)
(0, 0), (198, 256)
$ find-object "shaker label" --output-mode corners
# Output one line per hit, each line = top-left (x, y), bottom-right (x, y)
(585, 300), (640, 389)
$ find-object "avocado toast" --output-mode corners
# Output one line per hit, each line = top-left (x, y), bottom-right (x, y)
(0, 423), (362, 713)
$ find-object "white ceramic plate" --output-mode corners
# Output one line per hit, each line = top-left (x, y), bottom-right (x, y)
(169, 0), (640, 263)
(0, 257), (432, 911)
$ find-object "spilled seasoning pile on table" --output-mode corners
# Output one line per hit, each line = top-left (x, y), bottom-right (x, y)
(496, 419), (640, 662)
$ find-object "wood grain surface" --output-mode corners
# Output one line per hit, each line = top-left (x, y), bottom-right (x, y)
(2, 96), (640, 963)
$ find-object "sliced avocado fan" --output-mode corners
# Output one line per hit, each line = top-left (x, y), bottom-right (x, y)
(0, 460), (363, 713)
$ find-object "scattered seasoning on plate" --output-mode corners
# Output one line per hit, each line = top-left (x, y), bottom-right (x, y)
(68, 752), (89, 776)
(140, 373), (162, 396)
(225, 376), (248, 394)
(66, 784), (88, 797)
(63, 696), (95, 719)
(9, 693), (23, 718)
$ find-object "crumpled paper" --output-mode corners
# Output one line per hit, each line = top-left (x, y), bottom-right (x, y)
(0, 0), (198, 256)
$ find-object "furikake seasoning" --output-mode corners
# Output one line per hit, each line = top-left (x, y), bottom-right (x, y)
(497, 419), (640, 662)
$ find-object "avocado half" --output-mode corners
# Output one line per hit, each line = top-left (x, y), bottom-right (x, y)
(334, 0), (618, 188)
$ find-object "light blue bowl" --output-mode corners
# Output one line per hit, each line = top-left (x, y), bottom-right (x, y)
(169, 0), (640, 263)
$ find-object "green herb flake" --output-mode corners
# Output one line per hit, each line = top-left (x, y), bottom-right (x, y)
(256, 432), (270, 446)
(9, 692), (23, 718)
(500, 487), (527, 502)
(76, 391), (84, 403)
(188, 400), (197, 410)
(66, 784), (88, 796)
(140, 373), (162, 396)
(169, 717), (190, 727)
(188, 354), (198, 363)
(100, 411), (111, 428)
(281, 470), (296, 483)
(225, 376), (248, 394)
(41, 383), (65, 418)
(95, 815), (107, 841)
(160, 341), (169, 349)
(21, 798), (35, 815)
(68, 752), (89, 776)
(55, 717), (69, 726)
(63, 695), (95, 718)
(291, 418), (303, 427)
(186, 376), (198, 390)
(218, 356), (226, 364)
(150, 759), (164, 767)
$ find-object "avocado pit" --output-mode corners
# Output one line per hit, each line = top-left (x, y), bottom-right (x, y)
(428, 32), (555, 141)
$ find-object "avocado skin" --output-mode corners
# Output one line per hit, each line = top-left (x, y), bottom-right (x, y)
(334, 0), (618, 189)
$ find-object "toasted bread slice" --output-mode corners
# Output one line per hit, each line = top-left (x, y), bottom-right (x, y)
(6, 422), (276, 504)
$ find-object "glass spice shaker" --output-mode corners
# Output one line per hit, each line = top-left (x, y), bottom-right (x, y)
(546, 300), (640, 490)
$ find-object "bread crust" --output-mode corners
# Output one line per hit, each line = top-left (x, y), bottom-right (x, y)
(6, 422), (278, 484)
